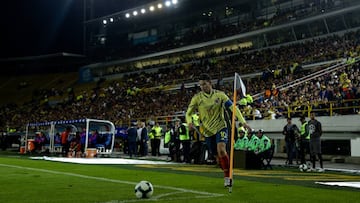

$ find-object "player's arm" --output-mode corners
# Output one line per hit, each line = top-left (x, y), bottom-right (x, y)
(223, 97), (250, 130)
(186, 97), (197, 129)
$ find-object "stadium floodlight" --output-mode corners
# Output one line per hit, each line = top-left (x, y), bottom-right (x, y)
(165, 1), (171, 7)
(125, 13), (130, 18)
(133, 10), (138, 16)
(109, 18), (114, 22)
(149, 5), (155, 11)
(141, 8), (146, 14)
(172, 0), (178, 4)
(103, 19), (107, 24)
(157, 3), (163, 9)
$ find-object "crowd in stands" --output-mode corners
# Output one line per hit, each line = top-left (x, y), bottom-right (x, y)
(101, 0), (348, 61)
(0, 29), (360, 133)
(99, 30), (360, 84)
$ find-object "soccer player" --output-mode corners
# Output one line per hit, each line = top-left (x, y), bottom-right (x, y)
(185, 73), (251, 187)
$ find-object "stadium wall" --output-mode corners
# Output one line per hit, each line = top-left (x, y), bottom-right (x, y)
(247, 115), (360, 157)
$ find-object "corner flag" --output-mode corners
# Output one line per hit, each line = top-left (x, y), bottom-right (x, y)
(234, 72), (246, 98)
(228, 72), (246, 193)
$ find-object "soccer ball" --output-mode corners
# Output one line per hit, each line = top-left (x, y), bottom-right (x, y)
(134, 180), (154, 199)
(299, 163), (307, 172)
(299, 163), (310, 172)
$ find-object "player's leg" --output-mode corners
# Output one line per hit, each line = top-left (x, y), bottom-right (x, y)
(309, 140), (316, 171)
(315, 138), (324, 172)
(299, 140), (306, 164)
(205, 136), (217, 164)
(215, 129), (231, 187)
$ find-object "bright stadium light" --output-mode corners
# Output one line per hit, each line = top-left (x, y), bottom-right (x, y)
(103, 19), (107, 24)
(157, 3), (163, 9)
(165, 1), (171, 7)
(133, 10), (138, 16)
(109, 18), (114, 22)
(172, 0), (178, 4)
(149, 5), (155, 11)
(125, 13), (130, 18)
(141, 8), (146, 14)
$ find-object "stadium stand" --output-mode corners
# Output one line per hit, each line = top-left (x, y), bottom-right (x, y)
(0, 0), (359, 159)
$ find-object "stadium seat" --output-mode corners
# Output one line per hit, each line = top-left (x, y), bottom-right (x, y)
(261, 145), (275, 170)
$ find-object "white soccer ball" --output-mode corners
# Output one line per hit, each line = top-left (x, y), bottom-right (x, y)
(299, 163), (308, 172)
(134, 180), (154, 199)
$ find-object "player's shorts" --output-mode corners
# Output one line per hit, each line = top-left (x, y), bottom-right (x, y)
(205, 128), (228, 156)
(310, 137), (321, 155)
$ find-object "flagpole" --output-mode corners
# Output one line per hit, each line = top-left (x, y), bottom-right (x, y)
(229, 72), (238, 193)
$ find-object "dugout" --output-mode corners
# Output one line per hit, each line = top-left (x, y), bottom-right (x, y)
(24, 118), (115, 156)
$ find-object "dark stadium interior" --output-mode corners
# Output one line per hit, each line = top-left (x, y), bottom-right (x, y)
(0, 0), (359, 157)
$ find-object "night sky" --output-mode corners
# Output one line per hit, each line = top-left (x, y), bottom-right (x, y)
(1, 0), (154, 59)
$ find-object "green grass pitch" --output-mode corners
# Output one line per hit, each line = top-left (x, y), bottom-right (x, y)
(0, 155), (359, 203)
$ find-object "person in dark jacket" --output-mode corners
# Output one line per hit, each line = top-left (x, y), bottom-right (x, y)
(308, 111), (324, 172)
(282, 117), (299, 165)
(127, 122), (138, 158)
(139, 122), (149, 156)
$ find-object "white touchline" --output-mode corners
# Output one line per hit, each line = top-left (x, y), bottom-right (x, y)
(0, 163), (224, 199)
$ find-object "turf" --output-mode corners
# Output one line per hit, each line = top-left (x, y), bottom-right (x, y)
(0, 154), (359, 203)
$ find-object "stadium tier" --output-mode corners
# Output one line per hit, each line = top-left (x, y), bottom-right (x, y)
(0, 0), (359, 158)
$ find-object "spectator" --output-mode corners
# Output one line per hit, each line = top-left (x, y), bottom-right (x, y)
(127, 122), (138, 158)
(282, 117), (299, 165)
(61, 127), (71, 156)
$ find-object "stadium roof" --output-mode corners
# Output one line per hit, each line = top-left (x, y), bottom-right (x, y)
(0, 52), (89, 75)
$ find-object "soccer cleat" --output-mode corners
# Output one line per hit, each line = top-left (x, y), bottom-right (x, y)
(224, 177), (232, 187)
(317, 168), (325, 173)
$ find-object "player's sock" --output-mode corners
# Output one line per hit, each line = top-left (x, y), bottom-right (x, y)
(220, 155), (230, 177)
(224, 177), (231, 187)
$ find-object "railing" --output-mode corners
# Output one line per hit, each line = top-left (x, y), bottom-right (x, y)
(243, 98), (360, 120)
(116, 98), (360, 126)
(251, 58), (356, 100)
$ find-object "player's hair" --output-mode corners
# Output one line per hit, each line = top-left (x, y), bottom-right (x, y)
(198, 73), (211, 81)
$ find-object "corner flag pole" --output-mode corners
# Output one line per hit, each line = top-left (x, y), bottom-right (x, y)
(229, 72), (238, 193)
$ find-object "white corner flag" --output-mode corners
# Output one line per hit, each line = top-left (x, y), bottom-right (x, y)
(229, 72), (246, 193)
(234, 72), (246, 98)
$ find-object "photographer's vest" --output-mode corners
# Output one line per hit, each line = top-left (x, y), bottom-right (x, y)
(153, 126), (162, 139)
(148, 127), (154, 140)
(164, 130), (171, 144)
(300, 122), (310, 140)
(179, 123), (190, 141)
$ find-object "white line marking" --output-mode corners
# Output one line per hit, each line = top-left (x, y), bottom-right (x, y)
(36, 156), (176, 165)
(315, 181), (360, 189)
(0, 163), (224, 202)
(152, 191), (185, 199)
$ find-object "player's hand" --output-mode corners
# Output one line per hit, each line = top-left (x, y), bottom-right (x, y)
(242, 122), (252, 132)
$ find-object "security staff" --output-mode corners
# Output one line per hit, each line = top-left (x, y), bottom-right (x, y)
(247, 129), (260, 151)
(234, 127), (248, 150)
(152, 122), (163, 156)
(257, 129), (271, 154)
(299, 115), (310, 164)
(148, 123), (155, 156)
(164, 124), (174, 161)
(177, 119), (191, 163)
(191, 113), (201, 141)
